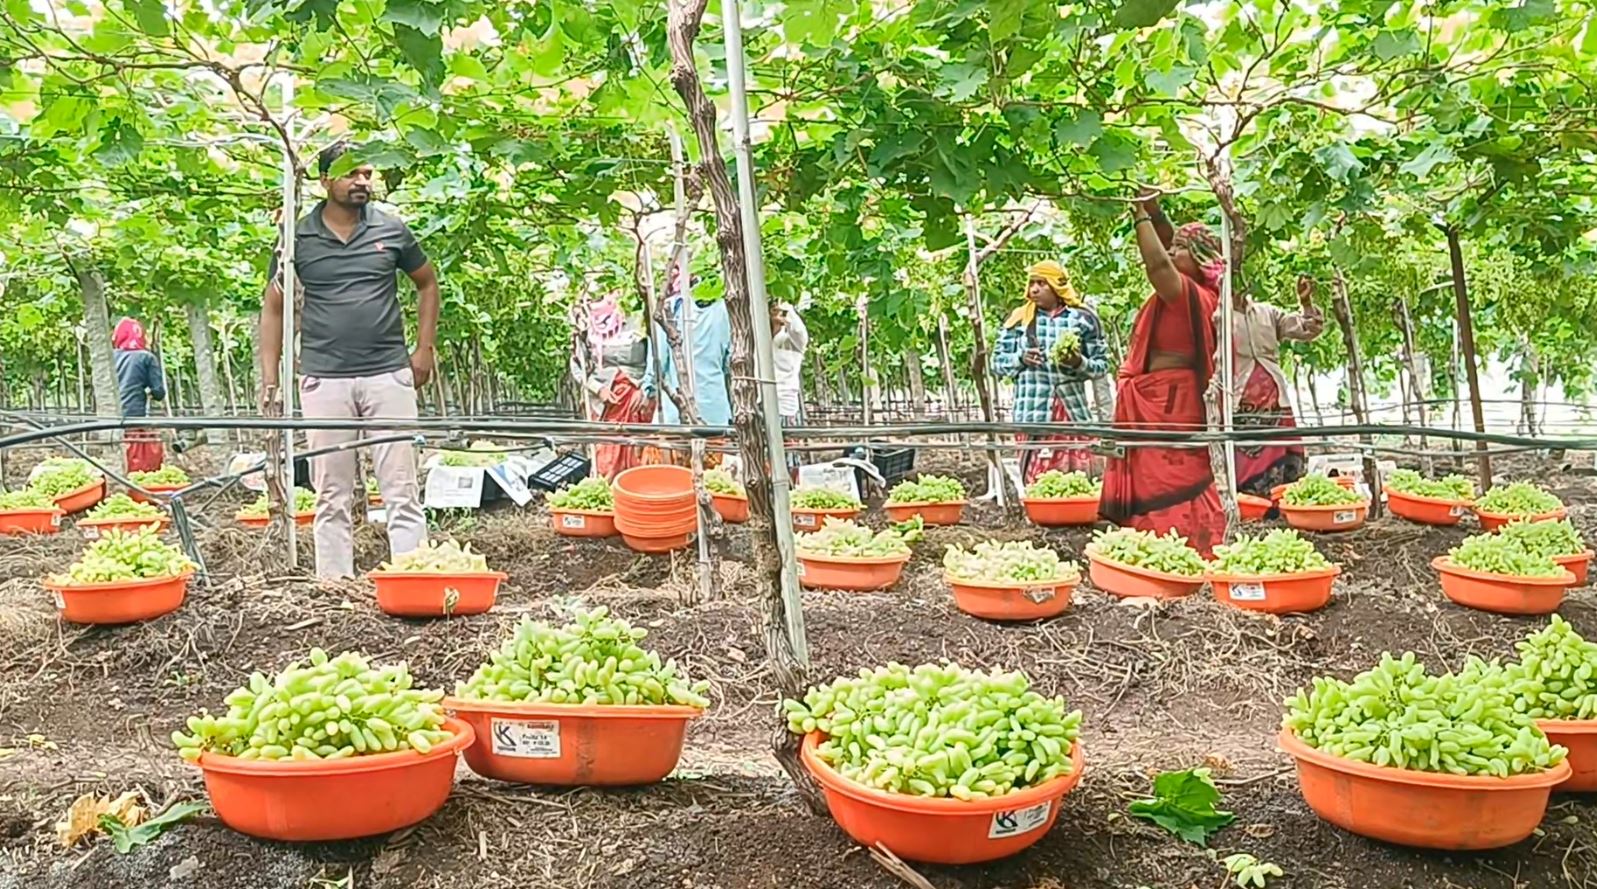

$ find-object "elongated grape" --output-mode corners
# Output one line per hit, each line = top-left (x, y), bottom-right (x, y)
(1086, 527), (1206, 576)
(886, 475), (966, 505)
(796, 517), (922, 559)
(546, 477), (614, 511)
(49, 527), (194, 584)
(1024, 470), (1099, 500)
(1476, 481), (1562, 516)
(1210, 529), (1330, 575)
(1281, 474), (1363, 507)
(943, 540), (1078, 584)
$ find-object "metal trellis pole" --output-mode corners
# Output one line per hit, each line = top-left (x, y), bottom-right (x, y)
(279, 75), (299, 569)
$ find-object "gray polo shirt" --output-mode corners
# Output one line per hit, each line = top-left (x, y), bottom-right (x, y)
(268, 202), (429, 378)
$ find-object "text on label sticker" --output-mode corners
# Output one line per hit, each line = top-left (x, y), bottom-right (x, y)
(1449, 505), (1467, 516)
(1333, 510), (1356, 524)
(489, 718), (562, 759)
(1229, 582), (1267, 602)
(795, 514), (816, 527)
(796, 561), (806, 577)
(988, 800), (1052, 839)
(562, 514), (585, 529)
(1022, 586), (1057, 604)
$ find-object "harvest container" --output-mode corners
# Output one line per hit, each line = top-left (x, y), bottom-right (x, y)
(550, 508), (617, 538)
(1431, 556), (1573, 616)
(947, 574), (1076, 621)
(1554, 550), (1594, 587)
(800, 731), (1085, 864)
(1085, 552), (1204, 600)
(1279, 500), (1370, 533)
(53, 478), (106, 515)
(613, 466), (696, 551)
(238, 511), (315, 528)
(618, 530), (695, 553)
(1279, 728), (1569, 850)
(78, 515), (170, 539)
(1020, 496), (1099, 527)
(129, 483), (184, 504)
(791, 507), (862, 532)
(1384, 487), (1470, 526)
(43, 571), (192, 624)
(796, 553), (911, 591)
(444, 698), (700, 786)
(1208, 566), (1339, 614)
(1536, 720), (1597, 792)
(0, 507), (63, 535)
(195, 716), (473, 841)
(711, 493), (750, 524)
(883, 501), (966, 526)
(368, 570), (507, 617)
(1271, 476), (1356, 502)
(1474, 507), (1566, 533)
(1236, 494), (1272, 522)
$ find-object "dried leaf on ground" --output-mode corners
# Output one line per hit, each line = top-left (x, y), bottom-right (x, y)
(57, 791), (145, 847)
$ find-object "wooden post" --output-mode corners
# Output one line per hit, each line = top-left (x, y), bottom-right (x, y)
(1394, 294), (1429, 460)
(1443, 226), (1493, 489)
(1328, 269), (1382, 516)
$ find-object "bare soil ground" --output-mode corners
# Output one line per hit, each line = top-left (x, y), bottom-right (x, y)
(0, 448), (1595, 889)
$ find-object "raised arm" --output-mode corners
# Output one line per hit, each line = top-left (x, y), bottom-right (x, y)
(1277, 275), (1326, 341)
(1137, 191), (1174, 248)
(1132, 196), (1186, 304)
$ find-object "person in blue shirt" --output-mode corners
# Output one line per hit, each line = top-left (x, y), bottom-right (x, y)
(641, 274), (733, 428)
(112, 317), (167, 471)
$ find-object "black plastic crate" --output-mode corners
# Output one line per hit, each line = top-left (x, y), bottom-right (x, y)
(869, 446), (915, 484)
(530, 451), (592, 491)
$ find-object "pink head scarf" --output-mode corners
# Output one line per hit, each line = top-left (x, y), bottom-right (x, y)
(1172, 222), (1227, 291)
(113, 318), (147, 351)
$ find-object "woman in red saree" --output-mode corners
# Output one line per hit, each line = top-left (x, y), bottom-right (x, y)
(1100, 193), (1226, 556)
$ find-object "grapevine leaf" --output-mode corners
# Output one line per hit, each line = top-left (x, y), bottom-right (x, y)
(1128, 769), (1235, 846)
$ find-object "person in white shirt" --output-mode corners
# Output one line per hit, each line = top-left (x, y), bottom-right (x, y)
(770, 303), (809, 475)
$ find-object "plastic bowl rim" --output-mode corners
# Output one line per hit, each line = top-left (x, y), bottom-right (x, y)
(1278, 728), (1570, 789)
(1383, 486), (1472, 508)
(943, 570), (1082, 590)
(1205, 565), (1342, 583)
(1277, 499), (1372, 513)
(443, 696), (705, 720)
(194, 716), (474, 777)
(796, 551), (913, 567)
(42, 569), (194, 593)
(1084, 549), (1206, 583)
(1430, 555), (1575, 587)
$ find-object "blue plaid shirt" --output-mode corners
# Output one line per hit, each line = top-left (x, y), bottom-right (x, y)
(993, 306), (1109, 424)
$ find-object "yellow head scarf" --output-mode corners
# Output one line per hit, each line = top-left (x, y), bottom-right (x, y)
(1003, 261), (1083, 328)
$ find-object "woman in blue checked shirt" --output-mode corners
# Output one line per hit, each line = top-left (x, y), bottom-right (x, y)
(992, 261), (1110, 484)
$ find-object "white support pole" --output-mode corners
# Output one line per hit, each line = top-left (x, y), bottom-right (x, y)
(1219, 211), (1238, 499)
(722, 0), (807, 666)
(279, 75), (298, 568)
(965, 215), (1009, 507)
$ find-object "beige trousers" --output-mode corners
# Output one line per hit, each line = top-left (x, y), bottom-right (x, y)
(299, 368), (427, 579)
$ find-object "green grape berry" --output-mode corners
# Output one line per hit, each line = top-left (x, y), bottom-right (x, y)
(886, 474), (967, 505)
(1086, 527), (1207, 577)
(1210, 529), (1331, 576)
(943, 540), (1079, 584)
(547, 478), (614, 512)
(1025, 470), (1100, 500)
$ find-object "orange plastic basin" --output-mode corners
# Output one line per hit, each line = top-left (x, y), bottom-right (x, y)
(1021, 496), (1099, 527)
(78, 516), (169, 539)
(0, 507), (63, 535)
(43, 571), (191, 624)
(947, 574), (1076, 621)
(196, 716), (473, 841)
(621, 531), (695, 553)
(239, 511), (315, 528)
(797, 553), (911, 591)
(1555, 551), (1594, 587)
(1086, 552), (1204, 600)
(1280, 500), (1370, 533)
(791, 507), (861, 532)
(884, 501), (966, 526)
(1536, 720), (1597, 792)
(1209, 566), (1340, 614)
(369, 571), (507, 617)
(129, 483), (184, 504)
(550, 509), (617, 538)
(801, 731), (1085, 864)
(1432, 556), (1572, 615)
(53, 479), (106, 515)
(1384, 487), (1470, 526)
(1474, 507), (1566, 533)
(444, 698), (701, 786)
(1236, 494), (1272, 522)
(711, 493), (750, 524)
(1280, 728), (1568, 850)
(612, 464), (695, 500)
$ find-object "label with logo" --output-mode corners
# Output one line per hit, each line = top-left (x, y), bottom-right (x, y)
(489, 718), (561, 759)
(796, 561), (807, 577)
(562, 514), (586, 529)
(1333, 510), (1357, 525)
(1022, 586), (1057, 604)
(1229, 582), (1267, 602)
(988, 800), (1052, 839)
(794, 513), (817, 528)
(81, 525), (99, 540)
(1449, 505), (1467, 517)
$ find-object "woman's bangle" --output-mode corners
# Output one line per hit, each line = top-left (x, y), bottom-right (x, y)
(1133, 214), (1153, 226)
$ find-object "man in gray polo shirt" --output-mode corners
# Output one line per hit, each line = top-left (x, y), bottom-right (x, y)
(260, 142), (438, 579)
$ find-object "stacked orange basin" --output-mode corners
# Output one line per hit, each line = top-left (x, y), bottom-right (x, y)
(612, 466), (697, 553)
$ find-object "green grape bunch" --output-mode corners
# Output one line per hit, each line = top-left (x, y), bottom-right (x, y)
(1284, 652), (1566, 777)
(1210, 530), (1332, 576)
(438, 441), (509, 467)
(1025, 470), (1100, 499)
(1281, 474), (1363, 507)
(1498, 519), (1586, 559)
(797, 517), (922, 559)
(86, 493), (165, 521)
(784, 662), (1082, 800)
(791, 487), (863, 510)
(703, 469), (745, 497)
(1476, 482), (1563, 516)
(172, 649), (453, 762)
(29, 458), (102, 498)
(1048, 330), (1082, 367)
(239, 488), (316, 518)
(943, 540), (1079, 584)
(130, 466), (192, 487)
(52, 527), (195, 585)
(1498, 616), (1597, 720)
(1385, 469), (1474, 501)
(380, 539), (490, 573)
(547, 477), (614, 511)
(455, 607), (710, 708)
(0, 489), (56, 510)
(1086, 527), (1207, 577)
(1448, 532), (1564, 578)
(887, 474), (967, 505)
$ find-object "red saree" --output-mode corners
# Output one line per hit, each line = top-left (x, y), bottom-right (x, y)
(594, 373), (655, 479)
(1101, 277), (1225, 556)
